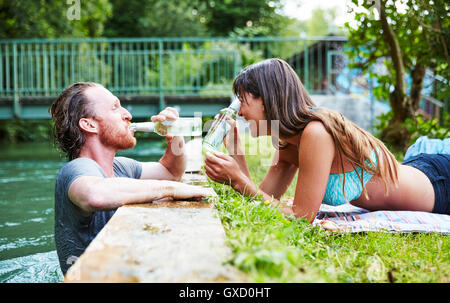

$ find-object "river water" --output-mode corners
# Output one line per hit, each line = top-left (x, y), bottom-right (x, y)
(0, 139), (165, 283)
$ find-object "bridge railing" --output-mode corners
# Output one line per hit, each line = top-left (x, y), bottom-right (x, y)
(0, 36), (445, 120)
(0, 36), (347, 98)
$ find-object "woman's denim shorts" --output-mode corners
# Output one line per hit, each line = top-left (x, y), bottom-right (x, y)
(402, 153), (449, 215)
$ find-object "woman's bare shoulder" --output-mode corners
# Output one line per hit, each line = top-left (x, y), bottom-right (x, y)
(302, 121), (332, 142)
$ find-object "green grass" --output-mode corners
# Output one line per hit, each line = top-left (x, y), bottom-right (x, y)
(207, 135), (450, 282)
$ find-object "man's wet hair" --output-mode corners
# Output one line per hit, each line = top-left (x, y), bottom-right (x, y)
(49, 82), (99, 160)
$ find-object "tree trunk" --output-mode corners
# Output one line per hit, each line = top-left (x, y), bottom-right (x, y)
(377, 1), (411, 152)
(381, 64), (426, 152)
(410, 63), (426, 113)
(380, 92), (411, 152)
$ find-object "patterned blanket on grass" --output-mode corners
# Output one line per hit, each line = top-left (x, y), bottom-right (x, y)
(313, 204), (450, 235)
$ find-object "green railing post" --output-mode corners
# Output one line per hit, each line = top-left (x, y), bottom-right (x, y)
(158, 39), (165, 112)
(233, 50), (239, 78)
(327, 51), (332, 94)
(0, 45), (3, 94)
(12, 42), (20, 118)
(304, 40), (309, 91)
(43, 44), (49, 96)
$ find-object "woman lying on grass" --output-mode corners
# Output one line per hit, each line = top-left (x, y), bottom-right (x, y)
(204, 58), (449, 222)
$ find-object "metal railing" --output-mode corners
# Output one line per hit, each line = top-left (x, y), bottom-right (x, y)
(0, 36), (347, 97)
(0, 36), (446, 119)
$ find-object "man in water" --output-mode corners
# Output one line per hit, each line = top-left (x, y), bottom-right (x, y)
(49, 82), (213, 275)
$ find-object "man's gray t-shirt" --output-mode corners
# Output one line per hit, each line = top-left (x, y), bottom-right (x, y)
(54, 157), (142, 275)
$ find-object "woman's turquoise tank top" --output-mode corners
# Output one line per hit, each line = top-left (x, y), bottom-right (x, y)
(309, 107), (378, 205)
(322, 149), (378, 206)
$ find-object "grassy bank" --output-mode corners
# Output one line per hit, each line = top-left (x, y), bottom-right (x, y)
(208, 135), (449, 282)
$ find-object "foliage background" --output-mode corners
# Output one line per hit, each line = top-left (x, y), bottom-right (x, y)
(344, 0), (449, 151)
(0, 0), (344, 143)
(0, 0), (448, 147)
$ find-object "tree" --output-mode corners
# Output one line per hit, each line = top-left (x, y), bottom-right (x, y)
(103, 0), (291, 38)
(201, 0), (287, 37)
(345, 0), (449, 151)
(0, 0), (112, 38)
(306, 7), (339, 37)
(103, 0), (207, 37)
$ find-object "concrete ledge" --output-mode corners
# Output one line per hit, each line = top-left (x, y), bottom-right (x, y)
(64, 172), (245, 283)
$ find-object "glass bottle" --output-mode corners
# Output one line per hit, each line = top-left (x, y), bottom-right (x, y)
(129, 117), (202, 137)
(202, 97), (241, 152)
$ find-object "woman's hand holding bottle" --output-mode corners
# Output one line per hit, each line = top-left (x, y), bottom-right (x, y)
(204, 150), (249, 190)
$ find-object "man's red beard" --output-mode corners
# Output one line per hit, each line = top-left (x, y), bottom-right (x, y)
(98, 121), (136, 150)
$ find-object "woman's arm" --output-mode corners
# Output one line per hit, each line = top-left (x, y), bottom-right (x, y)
(290, 122), (335, 222)
(204, 150), (297, 205)
(205, 121), (335, 223)
(215, 116), (298, 200)
(259, 150), (299, 200)
(222, 116), (251, 179)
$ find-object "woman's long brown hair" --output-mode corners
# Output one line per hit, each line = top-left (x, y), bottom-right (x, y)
(232, 58), (399, 200)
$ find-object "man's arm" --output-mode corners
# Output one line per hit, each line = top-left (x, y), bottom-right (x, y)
(140, 136), (186, 181)
(139, 107), (187, 181)
(68, 176), (214, 213)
